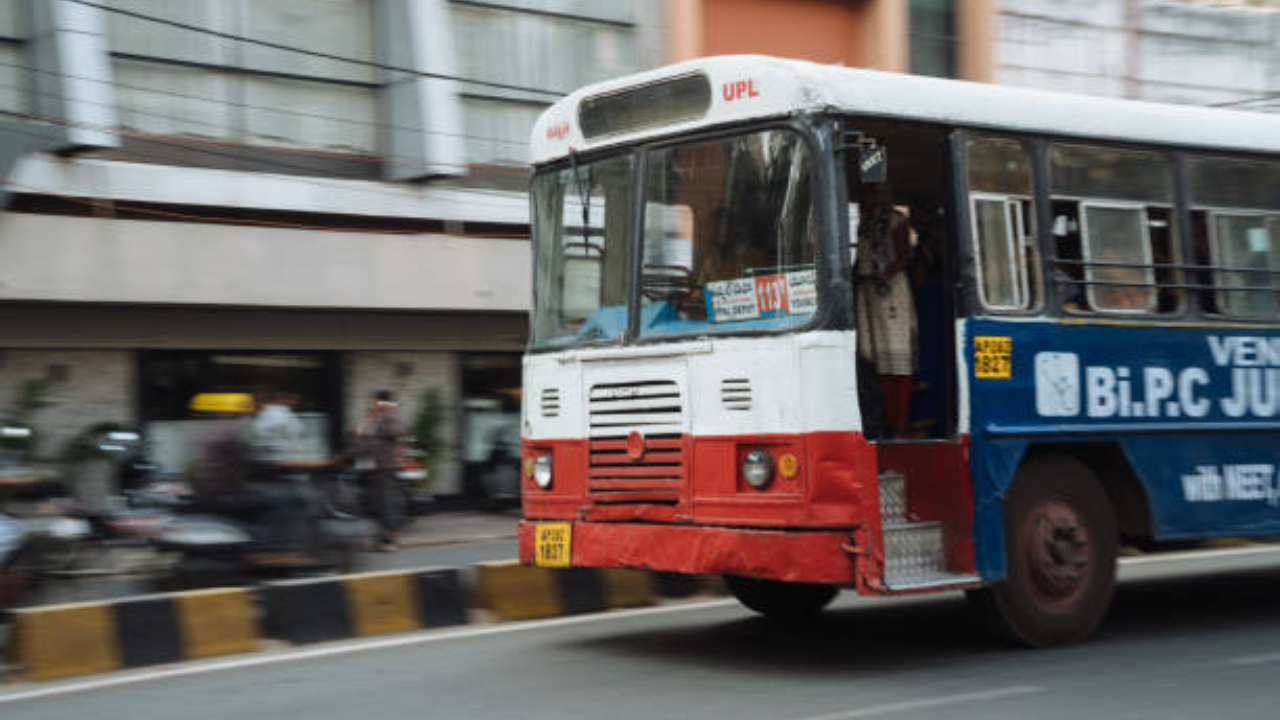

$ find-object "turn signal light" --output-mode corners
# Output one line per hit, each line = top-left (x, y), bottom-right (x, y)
(778, 453), (799, 479)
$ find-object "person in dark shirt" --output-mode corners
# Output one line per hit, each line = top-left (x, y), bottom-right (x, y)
(349, 390), (407, 551)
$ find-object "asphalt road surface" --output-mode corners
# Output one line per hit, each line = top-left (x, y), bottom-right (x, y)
(6, 547), (1280, 720)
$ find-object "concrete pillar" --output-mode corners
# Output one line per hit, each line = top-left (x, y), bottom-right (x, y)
(665, 0), (705, 63)
(25, 0), (118, 149)
(376, 0), (466, 181)
(956, 0), (997, 82)
(863, 0), (910, 73)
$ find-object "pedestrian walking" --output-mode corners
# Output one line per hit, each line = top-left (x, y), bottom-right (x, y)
(349, 389), (407, 551)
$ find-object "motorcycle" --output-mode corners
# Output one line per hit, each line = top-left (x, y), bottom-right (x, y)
(150, 470), (377, 588)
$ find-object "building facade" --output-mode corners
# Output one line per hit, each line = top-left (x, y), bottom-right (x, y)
(1, 0), (1271, 493)
(0, 0), (662, 493)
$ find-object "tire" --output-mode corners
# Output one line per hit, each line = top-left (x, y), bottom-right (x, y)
(724, 576), (838, 620)
(977, 454), (1118, 647)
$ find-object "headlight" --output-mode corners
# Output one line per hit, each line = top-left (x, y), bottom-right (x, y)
(742, 449), (774, 489)
(532, 454), (553, 489)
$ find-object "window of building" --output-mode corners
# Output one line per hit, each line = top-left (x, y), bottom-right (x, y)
(108, 0), (378, 155)
(909, 0), (957, 78)
(966, 137), (1038, 312)
(1188, 156), (1280, 319)
(1049, 144), (1179, 315)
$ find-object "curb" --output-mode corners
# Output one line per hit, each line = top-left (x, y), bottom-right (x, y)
(4, 564), (716, 682)
(260, 568), (467, 645)
(8, 587), (258, 682)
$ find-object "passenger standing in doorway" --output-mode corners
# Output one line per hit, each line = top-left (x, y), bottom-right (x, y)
(855, 185), (918, 438)
(350, 390), (406, 551)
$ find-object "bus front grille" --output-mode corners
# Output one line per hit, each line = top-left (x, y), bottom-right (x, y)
(587, 380), (685, 504)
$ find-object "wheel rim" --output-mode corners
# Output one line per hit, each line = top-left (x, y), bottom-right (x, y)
(1019, 498), (1091, 608)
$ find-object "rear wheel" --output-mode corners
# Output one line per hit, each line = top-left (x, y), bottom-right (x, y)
(975, 454), (1117, 647)
(725, 576), (837, 620)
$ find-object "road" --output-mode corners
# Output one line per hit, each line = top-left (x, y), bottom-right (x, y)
(6, 547), (1280, 720)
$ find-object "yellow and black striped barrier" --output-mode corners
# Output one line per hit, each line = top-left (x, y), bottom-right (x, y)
(4, 565), (716, 681)
(8, 587), (259, 681)
(260, 568), (467, 645)
(471, 561), (658, 621)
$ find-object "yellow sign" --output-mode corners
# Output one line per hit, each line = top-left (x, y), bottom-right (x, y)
(534, 522), (572, 568)
(974, 335), (1012, 379)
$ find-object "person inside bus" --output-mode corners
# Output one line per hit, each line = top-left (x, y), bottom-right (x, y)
(854, 183), (918, 438)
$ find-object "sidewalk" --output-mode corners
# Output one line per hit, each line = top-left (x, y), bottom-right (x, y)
(397, 509), (521, 549)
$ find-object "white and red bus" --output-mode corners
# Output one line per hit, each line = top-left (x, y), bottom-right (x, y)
(519, 55), (1280, 645)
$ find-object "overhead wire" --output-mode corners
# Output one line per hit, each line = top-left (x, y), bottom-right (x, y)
(0, 57), (536, 148)
(0, 75), (533, 179)
(0, 111), (536, 218)
(69, 0), (570, 99)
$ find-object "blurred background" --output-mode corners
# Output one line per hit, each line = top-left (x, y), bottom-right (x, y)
(0, 0), (1275, 498)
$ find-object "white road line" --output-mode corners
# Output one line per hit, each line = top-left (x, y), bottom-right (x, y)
(787, 686), (1045, 720)
(1120, 545), (1280, 566)
(1228, 653), (1280, 666)
(0, 598), (738, 705)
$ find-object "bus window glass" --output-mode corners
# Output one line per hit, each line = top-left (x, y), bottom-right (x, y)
(1079, 205), (1155, 313)
(966, 137), (1036, 311)
(1050, 145), (1176, 315)
(971, 197), (1023, 309)
(530, 153), (635, 347)
(1187, 157), (1280, 318)
(1050, 145), (1172, 203)
(1211, 214), (1278, 317)
(967, 137), (1032, 195)
(639, 129), (816, 337)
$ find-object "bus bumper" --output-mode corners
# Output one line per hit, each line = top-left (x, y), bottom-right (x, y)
(518, 520), (859, 585)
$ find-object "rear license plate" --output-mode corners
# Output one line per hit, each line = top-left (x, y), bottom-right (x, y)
(534, 522), (572, 567)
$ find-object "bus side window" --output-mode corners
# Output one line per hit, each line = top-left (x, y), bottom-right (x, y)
(965, 136), (1038, 312)
(1048, 144), (1178, 316)
(1187, 156), (1280, 319)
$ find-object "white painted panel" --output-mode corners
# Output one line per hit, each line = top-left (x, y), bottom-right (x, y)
(522, 331), (863, 441)
(8, 156), (529, 224)
(0, 214), (530, 311)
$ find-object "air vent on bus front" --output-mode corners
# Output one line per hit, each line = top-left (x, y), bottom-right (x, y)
(721, 378), (752, 411)
(540, 388), (561, 418)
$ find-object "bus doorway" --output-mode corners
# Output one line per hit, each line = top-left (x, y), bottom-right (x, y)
(843, 120), (958, 442)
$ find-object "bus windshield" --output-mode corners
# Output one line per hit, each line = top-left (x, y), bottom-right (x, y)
(530, 127), (817, 348)
(640, 128), (816, 337)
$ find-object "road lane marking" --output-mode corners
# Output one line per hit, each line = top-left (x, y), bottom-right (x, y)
(0, 599), (738, 705)
(788, 685), (1045, 720)
(1120, 545), (1280, 566)
(1228, 653), (1280, 666)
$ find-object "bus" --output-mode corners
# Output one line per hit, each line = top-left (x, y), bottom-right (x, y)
(518, 55), (1280, 646)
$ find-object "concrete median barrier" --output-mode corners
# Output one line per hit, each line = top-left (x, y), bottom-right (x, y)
(4, 562), (718, 682)
(259, 568), (467, 645)
(471, 561), (659, 621)
(7, 587), (259, 681)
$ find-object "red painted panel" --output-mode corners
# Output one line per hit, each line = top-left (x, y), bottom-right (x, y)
(876, 438), (975, 574)
(519, 520), (857, 584)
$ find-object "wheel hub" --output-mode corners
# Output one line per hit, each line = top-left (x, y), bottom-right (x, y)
(1022, 499), (1091, 602)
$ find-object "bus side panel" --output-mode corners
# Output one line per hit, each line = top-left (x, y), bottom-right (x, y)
(965, 317), (1280, 582)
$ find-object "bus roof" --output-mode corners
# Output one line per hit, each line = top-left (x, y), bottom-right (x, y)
(530, 55), (1280, 165)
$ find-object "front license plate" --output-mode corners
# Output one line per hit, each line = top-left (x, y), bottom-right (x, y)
(535, 522), (572, 568)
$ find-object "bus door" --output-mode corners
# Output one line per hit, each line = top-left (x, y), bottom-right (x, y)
(842, 122), (977, 587)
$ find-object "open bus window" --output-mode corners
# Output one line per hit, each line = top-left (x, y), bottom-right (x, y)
(639, 128), (816, 336)
(1210, 214), (1279, 317)
(1049, 144), (1178, 316)
(966, 137), (1038, 313)
(1188, 156), (1280, 319)
(530, 153), (634, 346)
(1080, 204), (1156, 313)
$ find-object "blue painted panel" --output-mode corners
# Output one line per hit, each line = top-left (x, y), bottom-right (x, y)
(964, 318), (1280, 581)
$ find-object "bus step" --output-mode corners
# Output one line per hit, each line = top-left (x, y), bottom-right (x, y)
(882, 521), (972, 590)
(878, 471), (908, 525)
